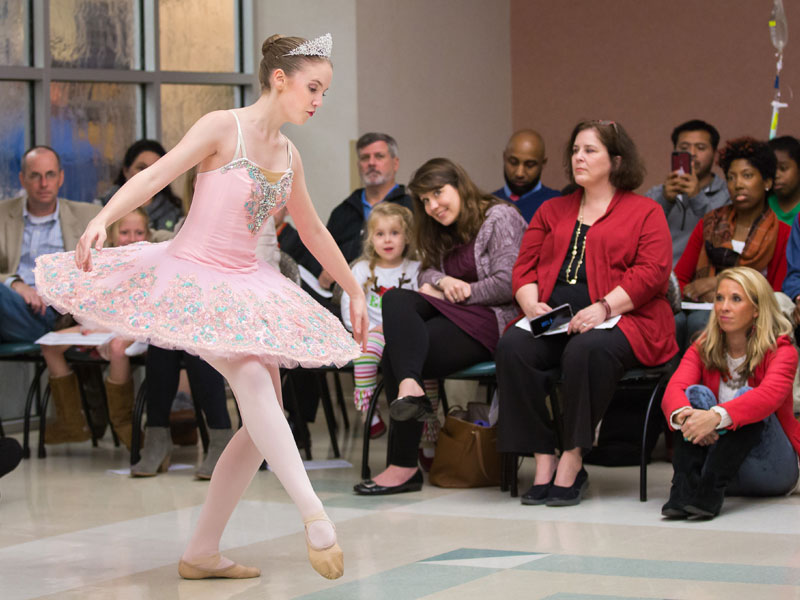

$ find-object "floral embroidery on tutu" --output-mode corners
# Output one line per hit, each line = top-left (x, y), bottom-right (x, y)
(221, 158), (292, 236)
(34, 244), (359, 368)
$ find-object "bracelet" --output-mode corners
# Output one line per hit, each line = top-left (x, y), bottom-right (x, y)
(598, 297), (612, 319)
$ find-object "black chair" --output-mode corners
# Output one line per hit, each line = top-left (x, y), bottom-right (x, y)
(500, 356), (679, 502)
(0, 342), (46, 458)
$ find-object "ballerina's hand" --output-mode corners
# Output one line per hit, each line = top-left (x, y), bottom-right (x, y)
(75, 220), (107, 272)
(349, 291), (370, 352)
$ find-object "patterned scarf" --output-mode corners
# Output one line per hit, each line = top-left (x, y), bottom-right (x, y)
(695, 205), (778, 280)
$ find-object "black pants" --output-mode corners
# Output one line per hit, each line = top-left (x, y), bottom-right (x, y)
(145, 346), (231, 429)
(382, 289), (492, 468)
(496, 325), (638, 455)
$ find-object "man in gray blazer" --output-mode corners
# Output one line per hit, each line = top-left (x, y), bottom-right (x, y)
(0, 146), (100, 343)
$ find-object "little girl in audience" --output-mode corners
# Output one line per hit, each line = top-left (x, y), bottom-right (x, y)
(41, 208), (151, 449)
(341, 204), (439, 453)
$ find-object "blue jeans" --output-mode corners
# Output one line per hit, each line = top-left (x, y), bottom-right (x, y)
(685, 384), (799, 496)
(0, 283), (58, 343)
(675, 310), (711, 352)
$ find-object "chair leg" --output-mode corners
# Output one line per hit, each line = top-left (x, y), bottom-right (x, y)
(130, 381), (147, 465)
(438, 380), (449, 415)
(75, 372), (99, 448)
(316, 373), (341, 458)
(361, 380), (384, 480)
(510, 455), (520, 497)
(640, 375), (667, 502)
(23, 362), (46, 459)
(333, 372), (350, 431)
(38, 386), (50, 459)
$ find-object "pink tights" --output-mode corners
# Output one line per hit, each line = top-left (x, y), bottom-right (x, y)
(182, 355), (334, 569)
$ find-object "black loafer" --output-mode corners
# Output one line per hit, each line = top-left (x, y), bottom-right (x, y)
(389, 394), (433, 422)
(545, 468), (589, 506)
(353, 469), (423, 495)
(521, 471), (557, 505)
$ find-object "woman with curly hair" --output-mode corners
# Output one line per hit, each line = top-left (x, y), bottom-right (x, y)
(674, 137), (790, 348)
(662, 267), (800, 519)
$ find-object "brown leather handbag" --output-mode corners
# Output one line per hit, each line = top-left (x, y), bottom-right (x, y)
(429, 404), (501, 488)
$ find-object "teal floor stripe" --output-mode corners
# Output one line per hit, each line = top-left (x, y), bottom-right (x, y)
(422, 548), (546, 562)
(296, 563), (497, 600)
(518, 554), (800, 586)
(541, 595), (657, 600)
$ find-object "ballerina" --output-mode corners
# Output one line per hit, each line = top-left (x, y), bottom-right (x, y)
(34, 33), (367, 581)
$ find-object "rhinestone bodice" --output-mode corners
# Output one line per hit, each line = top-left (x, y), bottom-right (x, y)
(220, 158), (293, 235)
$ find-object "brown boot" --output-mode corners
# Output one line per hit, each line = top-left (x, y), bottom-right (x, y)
(105, 378), (134, 450)
(45, 373), (91, 444)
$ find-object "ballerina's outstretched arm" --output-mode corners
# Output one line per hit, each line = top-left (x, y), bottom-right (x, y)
(286, 144), (369, 351)
(74, 111), (234, 272)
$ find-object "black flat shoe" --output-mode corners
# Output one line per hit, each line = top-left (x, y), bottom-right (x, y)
(545, 468), (589, 507)
(353, 469), (423, 496)
(521, 471), (557, 505)
(389, 394), (433, 422)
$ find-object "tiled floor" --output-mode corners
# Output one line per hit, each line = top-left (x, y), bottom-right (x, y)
(1, 393), (798, 600)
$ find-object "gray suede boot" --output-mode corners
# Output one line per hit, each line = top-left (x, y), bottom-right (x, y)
(130, 427), (172, 477)
(195, 428), (234, 480)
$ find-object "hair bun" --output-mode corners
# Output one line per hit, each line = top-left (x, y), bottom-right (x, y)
(262, 34), (284, 56)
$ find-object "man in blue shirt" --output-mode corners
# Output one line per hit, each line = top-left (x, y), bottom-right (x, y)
(493, 130), (560, 223)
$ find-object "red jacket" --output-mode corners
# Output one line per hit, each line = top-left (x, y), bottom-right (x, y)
(662, 336), (800, 456)
(512, 189), (677, 366)
(674, 218), (790, 293)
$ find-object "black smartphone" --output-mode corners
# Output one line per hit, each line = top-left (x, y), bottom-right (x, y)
(529, 303), (573, 337)
(671, 151), (692, 175)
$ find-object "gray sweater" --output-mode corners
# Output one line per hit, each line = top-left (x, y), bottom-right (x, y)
(645, 174), (730, 266)
(419, 202), (527, 336)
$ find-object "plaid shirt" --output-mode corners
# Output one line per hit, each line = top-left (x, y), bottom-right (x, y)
(17, 199), (65, 287)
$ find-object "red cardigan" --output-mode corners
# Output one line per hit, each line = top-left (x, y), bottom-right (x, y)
(512, 189), (677, 366)
(662, 336), (800, 456)
(674, 218), (790, 293)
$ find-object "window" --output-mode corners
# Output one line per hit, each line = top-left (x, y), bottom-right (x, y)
(0, 0), (254, 202)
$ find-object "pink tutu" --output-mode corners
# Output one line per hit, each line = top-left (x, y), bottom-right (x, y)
(34, 118), (360, 368)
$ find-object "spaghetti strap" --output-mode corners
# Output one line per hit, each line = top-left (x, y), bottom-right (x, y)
(285, 136), (293, 169)
(229, 110), (247, 160)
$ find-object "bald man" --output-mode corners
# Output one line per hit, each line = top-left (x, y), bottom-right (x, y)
(493, 130), (560, 223)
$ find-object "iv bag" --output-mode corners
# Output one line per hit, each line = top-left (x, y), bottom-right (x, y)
(770, 0), (789, 53)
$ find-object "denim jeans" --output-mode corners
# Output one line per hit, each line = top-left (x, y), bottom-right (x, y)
(685, 384), (799, 496)
(0, 283), (58, 343)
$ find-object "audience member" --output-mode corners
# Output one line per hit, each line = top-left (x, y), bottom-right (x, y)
(99, 139), (183, 231)
(767, 135), (800, 225)
(0, 437), (23, 494)
(496, 120), (676, 507)
(39, 207), (150, 447)
(340, 203), (436, 445)
(674, 137), (789, 348)
(353, 157), (526, 495)
(493, 129), (560, 222)
(661, 267), (800, 519)
(0, 146), (100, 345)
(313, 133), (412, 291)
(646, 120), (729, 265)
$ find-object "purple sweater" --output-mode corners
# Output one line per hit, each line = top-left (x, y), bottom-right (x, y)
(418, 203), (527, 336)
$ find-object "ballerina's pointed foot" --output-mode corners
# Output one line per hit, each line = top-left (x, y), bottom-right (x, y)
(178, 553), (261, 579)
(304, 512), (344, 579)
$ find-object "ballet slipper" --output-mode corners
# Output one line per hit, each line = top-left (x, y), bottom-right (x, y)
(177, 553), (260, 579)
(304, 512), (343, 580)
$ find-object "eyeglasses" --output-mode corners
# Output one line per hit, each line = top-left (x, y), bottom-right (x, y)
(25, 171), (60, 184)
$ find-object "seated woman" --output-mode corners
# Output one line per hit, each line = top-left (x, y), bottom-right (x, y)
(661, 266), (800, 519)
(353, 157), (527, 495)
(40, 208), (151, 448)
(674, 137), (790, 349)
(99, 139), (184, 231)
(496, 119), (677, 507)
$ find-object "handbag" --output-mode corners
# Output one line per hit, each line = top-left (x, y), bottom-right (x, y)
(429, 403), (501, 488)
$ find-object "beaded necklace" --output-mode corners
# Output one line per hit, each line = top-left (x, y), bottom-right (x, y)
(565, 198), (587, 285)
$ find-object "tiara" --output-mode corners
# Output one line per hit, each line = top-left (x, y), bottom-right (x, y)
(284, 33), (332, 59)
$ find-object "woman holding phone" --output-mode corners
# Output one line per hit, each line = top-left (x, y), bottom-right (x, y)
(496, 120), (677, 506)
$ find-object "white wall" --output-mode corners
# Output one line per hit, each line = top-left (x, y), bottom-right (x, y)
(254, 0), (359, 221)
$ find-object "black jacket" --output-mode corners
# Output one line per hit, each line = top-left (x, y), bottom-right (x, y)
(300, 185), (412, 276)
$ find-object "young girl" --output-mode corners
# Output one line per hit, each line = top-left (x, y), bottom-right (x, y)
(40, 207), (151, 450)
(34, 33), (367, 581)
(340, 204), (439, 451)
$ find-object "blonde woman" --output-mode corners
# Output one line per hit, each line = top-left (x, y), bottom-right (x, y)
(662, 266), (800, 519)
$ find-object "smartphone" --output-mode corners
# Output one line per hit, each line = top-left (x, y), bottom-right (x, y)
(530, 303), (573, 337)
(671, 151), (692, 175)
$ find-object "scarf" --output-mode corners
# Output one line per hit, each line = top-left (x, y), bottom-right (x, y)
(695, 205), (778, 280)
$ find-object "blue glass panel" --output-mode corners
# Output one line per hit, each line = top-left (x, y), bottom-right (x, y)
(0, 81), (29, 200)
